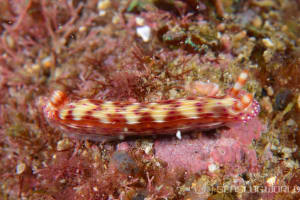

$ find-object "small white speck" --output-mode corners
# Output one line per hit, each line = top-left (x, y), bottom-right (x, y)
(135, 17), (144, 26)
(57, 138), (73, 151)
(98, 10), (106, 16)
(176, 130), (182, 140)
(41, 56), (53, 68)
(5, 35), (14, 48)
(262, 38), (274, 48)
(79, 26), (87, 32)
(136, 25), (151, 42)
(239, 72), (248, 80)
(16, 163), (26, 175)
(208, 163), (219, 173)
(97, 0), (111, 11)
(266, 176), (276, 186)
(93, 186), (98, 192)
(119, 135), (125, 140)
(123, 127), (128, 132)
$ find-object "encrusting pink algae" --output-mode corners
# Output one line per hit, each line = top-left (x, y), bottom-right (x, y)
(155, 117), (265, 175)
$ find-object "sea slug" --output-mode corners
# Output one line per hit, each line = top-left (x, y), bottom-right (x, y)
(43, 70), (260, 141)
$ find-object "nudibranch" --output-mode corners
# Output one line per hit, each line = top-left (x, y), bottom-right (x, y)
(43, 70), (260, 141)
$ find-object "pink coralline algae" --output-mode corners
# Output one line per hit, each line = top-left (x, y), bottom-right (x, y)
(154, 117), (265, 174)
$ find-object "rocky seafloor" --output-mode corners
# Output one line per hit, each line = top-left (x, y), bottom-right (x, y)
(0, 0), (299, 199)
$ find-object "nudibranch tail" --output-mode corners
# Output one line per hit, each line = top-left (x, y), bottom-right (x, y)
(43, 70), (260, 141)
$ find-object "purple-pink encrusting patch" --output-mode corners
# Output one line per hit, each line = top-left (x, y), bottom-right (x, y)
(154, 117), (265, 175)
